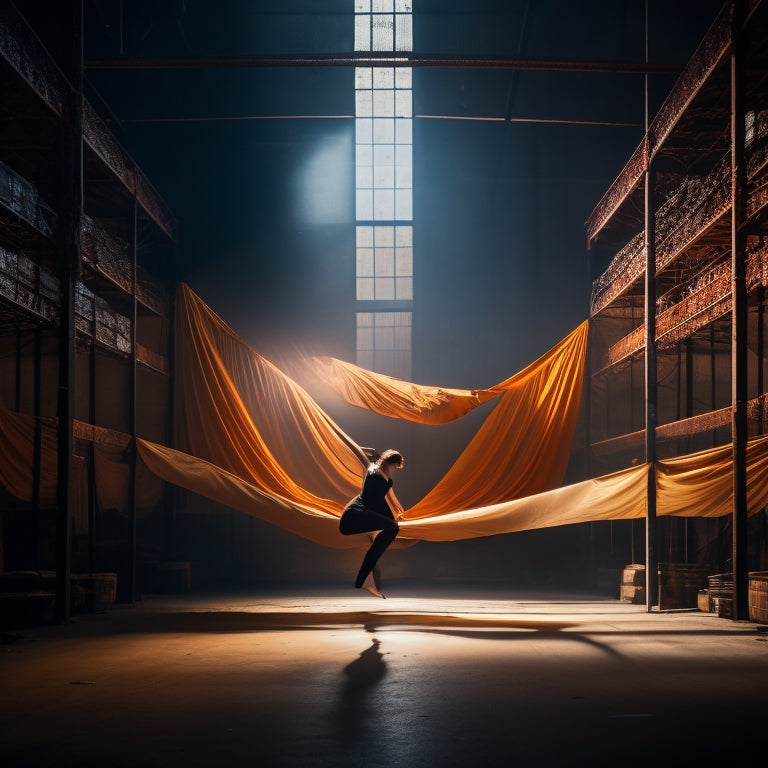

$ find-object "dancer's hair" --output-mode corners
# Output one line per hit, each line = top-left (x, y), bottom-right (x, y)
(378, 449), (404, 469)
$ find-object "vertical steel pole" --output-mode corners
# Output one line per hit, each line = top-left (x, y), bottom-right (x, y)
(88, 333), (96, 574)
(14, 324), (21, 411)
(644, 0), (657, 611)
(126, 197), (138, 603)
(758, 285), (765, 433)
(33, 329), (41, 567)
(166, 240), (180, 563)
(645, 143), (658, 612)
(55, 0), (84, 623)
(584, 317), (594, 582)
(731, 0), (749, 621)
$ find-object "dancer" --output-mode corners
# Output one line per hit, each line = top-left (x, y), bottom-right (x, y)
(340, 449), (405, 598)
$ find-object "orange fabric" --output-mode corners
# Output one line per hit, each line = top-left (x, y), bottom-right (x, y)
(406, 322), (589, 517)
(135, 433), (768, 546)
(656, 434), (768, 518)
(174, 284), (366, 515)
(3, 398), (766, 550)
(306, 355), (498, 424)
(306, 323), (589, 432)
(174, 286), (588, 518)
(136, 436), (649, 546)
(4, 283), (768, 553)
(0, 408), (57, 505)
(136, 438), (360, 549)
(402, 463), (651, 541)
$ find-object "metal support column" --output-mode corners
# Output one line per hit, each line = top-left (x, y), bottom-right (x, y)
(645, 143), (658, 612)
(730, 0), (749, 621)
(758, 285), (765, 433)
(88, 334), (96, 574)
(165, 243), (180, 564)
(14, 324), (21, 411)
(126, 197), (138, 603)
(584, 317), (594, 580)
(55, 0), (83, 623)
(32, 329), (41, 567)
(643, 2), (657, 611)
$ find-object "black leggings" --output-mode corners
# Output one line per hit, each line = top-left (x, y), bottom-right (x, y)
(340, 506), (399, 588)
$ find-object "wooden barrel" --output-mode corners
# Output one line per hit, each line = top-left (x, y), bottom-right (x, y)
(707, 572), (733, 615)
(748, 571), (768, 623)
(620, 564), (646, 604)
(657, 563), (708, 610)
(70, 573), (117, 613)
(91, 573), (117, 611)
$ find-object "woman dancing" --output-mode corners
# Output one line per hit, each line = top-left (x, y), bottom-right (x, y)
(339, 449), (405, 598)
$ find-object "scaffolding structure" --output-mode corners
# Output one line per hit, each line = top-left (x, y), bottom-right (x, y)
(586, 0), (768, 617)
(4, 1), (768, 624)
(0, 2), (176, 621)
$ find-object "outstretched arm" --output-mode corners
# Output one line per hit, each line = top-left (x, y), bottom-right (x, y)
(386, 488), (405, 520)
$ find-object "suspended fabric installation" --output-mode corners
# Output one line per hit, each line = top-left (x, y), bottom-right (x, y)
(4, 402), (768, 550)
(307, 322), (587, 428)
(0, 407), (158, 515)
(172, 283), (367, 515)
(170, 285), (588, 518)
(305, 322), (590, 517)
(134, 286), (768, 545)
(656, 436), (768, 519)
(305, 355), (499, 425)
(406, 322), (589, 517)
(4, 284), (768, 551)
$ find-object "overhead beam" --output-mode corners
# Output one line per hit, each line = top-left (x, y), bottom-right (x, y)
(85, 53), (682, 75)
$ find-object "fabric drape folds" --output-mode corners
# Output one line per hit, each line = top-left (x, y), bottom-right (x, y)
(656, 434), (768, 518)
(171, 286), (587, 521)
(136, 437), (357, 549)
(307, 322), (588, 435)
(401, 463), (651, 541)
(406, 322), (589, 517)
(174, 283), (367, 515)
(3, 283), (768, 552)
(135, 439), (650, 546)
(306, 355), (499, 424)
(135, 432), (768, 546)
(0, 408), (57, 506)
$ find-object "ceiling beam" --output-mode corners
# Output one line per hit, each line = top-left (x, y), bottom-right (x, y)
(85, 53), (682, 75)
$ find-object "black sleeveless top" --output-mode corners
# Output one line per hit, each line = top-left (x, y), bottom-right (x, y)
(345, 465), (393, 519)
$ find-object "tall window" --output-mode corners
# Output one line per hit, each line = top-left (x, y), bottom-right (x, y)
(354, 1), (413, 379)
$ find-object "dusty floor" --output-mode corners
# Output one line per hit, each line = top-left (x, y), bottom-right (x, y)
(2, 582), (767, 767)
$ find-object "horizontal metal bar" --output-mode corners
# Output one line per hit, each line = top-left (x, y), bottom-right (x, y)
(85, 53), (681, 75)
(125, 113), (641, 127)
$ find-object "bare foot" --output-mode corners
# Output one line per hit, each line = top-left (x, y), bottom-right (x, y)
(361, 573), (386, 599)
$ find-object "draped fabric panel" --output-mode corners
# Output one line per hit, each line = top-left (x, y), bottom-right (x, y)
(306, 321), (588, 430)
(136, 436), (649, 546)
(406, 322), (589, 517)
(3, 283), (768, 554)
(656, 434), (768, 518)
(93, 447), (164, 514)
(306, 355), (499, 424)
(135, 432), (768, 546)
(0, 407), (161, 515)
(174, 284), (366, 514)
(136, 437), (357, 549)
(2, 398), (767, 551)
(401, 463), (650, 541)
(0, 408), (57, 505)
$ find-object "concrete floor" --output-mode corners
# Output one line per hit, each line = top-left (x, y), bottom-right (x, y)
(2, 582), (767, 768)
